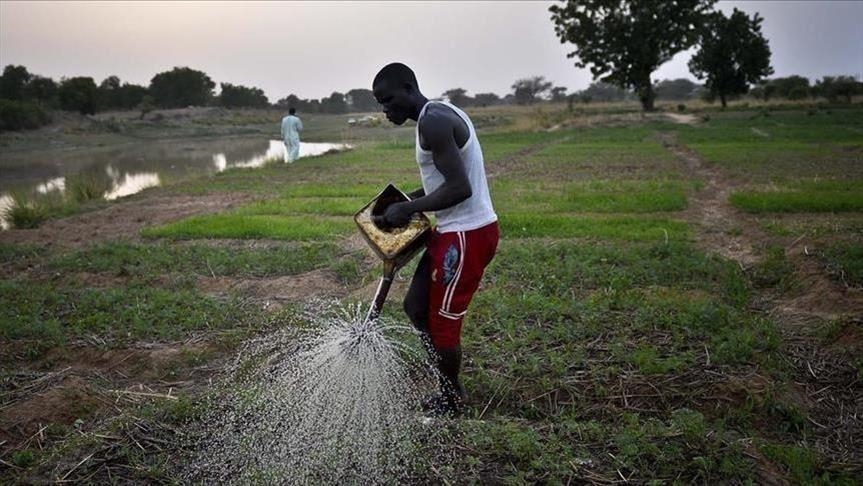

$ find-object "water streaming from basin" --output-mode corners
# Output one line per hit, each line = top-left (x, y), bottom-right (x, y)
(184, 300), (445, 484)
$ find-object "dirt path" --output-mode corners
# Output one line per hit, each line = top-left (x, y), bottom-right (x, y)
(659, 132), (764, 267)
(663, 113), (698, 125)
(661, 132), (863, 470)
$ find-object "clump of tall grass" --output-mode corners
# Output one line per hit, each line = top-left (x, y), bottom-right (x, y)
(66, 171), (112, 204)
(3, 191), (63, 229)
(3, 173), (111, 229)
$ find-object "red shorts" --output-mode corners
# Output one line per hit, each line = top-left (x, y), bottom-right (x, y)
(427, 221), (499, 349)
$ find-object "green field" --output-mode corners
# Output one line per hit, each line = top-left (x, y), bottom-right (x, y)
(1, 104), (862, 483)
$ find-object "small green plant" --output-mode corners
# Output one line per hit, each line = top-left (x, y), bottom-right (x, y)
(628, 344), (687, 374)
(750, 245), (795, 289)
(823, 242), (863, 287)
(760, 442), (822, 484)
(11, 449), (38, 468)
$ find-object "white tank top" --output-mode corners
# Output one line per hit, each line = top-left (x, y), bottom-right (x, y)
(416, 101), (497, 233)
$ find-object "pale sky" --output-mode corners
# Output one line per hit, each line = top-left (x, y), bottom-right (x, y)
(1, 1), (861, 102)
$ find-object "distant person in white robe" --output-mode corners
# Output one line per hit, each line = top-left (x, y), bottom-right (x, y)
(280, 107), (303, 163)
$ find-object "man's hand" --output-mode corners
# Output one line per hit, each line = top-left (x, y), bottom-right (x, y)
(374, 202), (413, 229)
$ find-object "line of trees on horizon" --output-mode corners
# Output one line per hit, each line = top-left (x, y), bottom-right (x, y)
(1, 62), (860, 133)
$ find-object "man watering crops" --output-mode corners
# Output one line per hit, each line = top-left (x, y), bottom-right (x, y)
(372, 63), (499, 416)
(280, 107), (303, 163)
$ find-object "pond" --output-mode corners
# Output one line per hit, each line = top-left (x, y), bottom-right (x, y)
(0, 139), (350, 229)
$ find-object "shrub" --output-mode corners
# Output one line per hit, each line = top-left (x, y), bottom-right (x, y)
(0, 98), (51, 132)
(66, 171), (112, 203)
(3, 191), (53, 228)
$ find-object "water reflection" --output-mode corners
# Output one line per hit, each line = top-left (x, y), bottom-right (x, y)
(104, 170), (161, 200)
(36, 177), (65, 194)
(0, 194), (12, 230)
(0, 139), (350, 229)
(212, 140), (349, 171)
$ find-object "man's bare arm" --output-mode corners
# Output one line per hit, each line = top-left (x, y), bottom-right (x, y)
(378, 112), (472, 227)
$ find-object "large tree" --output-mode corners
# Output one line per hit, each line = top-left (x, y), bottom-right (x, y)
(550, 0), (715, 111)
(25, 75), (58, 107)
(688, 8), (773, 108)
(58, 77), (99, 115)
(116, 83), (149, 110)
(97, 75), (149, 111)
(0, 65), (32, 100)
(219, 82), (269, 108)
(320, 92), (348, 114)
(511, 76), (552, 104)
(345, 88), (378, 112)
(149, 67), (215, 108)
(550, 86), (569, 102)
(97, 75), (122, 110)
(767, 75), (809, 99)
(443, 88), (471, 107)
(474, 92), (500, 107)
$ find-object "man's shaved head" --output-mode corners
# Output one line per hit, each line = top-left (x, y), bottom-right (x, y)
(373, 62), (419, 90)
(373, 62), (427, 125)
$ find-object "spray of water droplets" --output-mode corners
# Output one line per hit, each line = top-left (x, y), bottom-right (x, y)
(184, 300), (445, 484)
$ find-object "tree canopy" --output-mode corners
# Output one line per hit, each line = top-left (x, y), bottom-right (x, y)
(320, 92), (348, 114)
(443, 88), (471, 107)
(512, 76), (552, 104)
(25, 76), (58, 107)
(473, 92), (500, 107)
(688, 8), (773, 107)
(767, 76), (810, 99)
(345, 89), (379, 112)
(219, 82), (269, 108)
(0, 65), (31, 101)
(550, 86), (569, 102)
(550, 0), (716, 111)
(58, 77), (99, 115)
(149, 67), (215, 108)
(97, 76), (148, 111)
